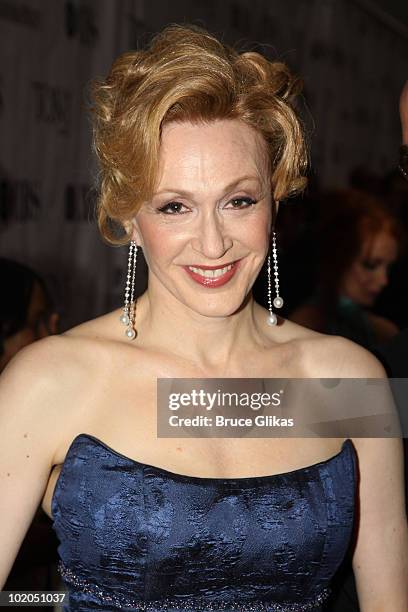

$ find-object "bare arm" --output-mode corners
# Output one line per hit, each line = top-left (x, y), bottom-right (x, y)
(0, 337), (64, 588)
(353, 434), (407, 611)
(313, 336), (408, 611)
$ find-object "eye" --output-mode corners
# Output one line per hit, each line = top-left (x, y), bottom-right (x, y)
(361, 259), (380, 271)
(156, 196), (258, 215)
(157, 201), (188, 215)
(226, 197), (257, 209)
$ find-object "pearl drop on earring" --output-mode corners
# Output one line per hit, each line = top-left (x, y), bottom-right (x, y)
(267, 312), (277, 326)
(125, 327), (136, 340)
(120, 313), (130, 326)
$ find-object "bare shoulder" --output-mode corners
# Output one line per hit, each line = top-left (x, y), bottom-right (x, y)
(263, 314), (406, 567)
(63, 307), (122, 341)
(299, 332), (388, 378)
(0, 333), (80, 401)
(1, 315), (112, 387)
(0, 324), (123, 585)
(0, 335), (88, 521)
(259, 310), (387, 378)
(296, 332), (405, 478)
(0, 336), (87, 443)
(0, 310), (123, 461)
(269, 314), (325, 344)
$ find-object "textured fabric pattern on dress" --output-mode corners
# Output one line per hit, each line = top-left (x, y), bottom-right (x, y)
(52, 435), (357, 611)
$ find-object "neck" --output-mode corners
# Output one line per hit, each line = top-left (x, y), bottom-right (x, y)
(133, 284), (267, 372)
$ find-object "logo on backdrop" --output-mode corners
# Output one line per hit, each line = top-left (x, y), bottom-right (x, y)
(0, 1), (41, 28)
(31, 81), (72, 136)
(64, 0), (98, 47)
(0, 180), (42, 223)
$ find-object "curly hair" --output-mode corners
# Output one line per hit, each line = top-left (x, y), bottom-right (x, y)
(315, 188), (406, 313)
(90, 23), (309, 245)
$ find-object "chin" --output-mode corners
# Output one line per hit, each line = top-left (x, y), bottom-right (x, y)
(358, 296), (374, 307)
(186, 295), (246, 317)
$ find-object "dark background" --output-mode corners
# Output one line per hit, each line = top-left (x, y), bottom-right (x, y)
(1, 0), (407, 330)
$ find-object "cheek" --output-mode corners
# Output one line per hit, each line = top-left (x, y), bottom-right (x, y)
(244, 216), (269, 240)
(232, 208), (271, 248)
(138, 223), (181, 265)
(350, 263), (372, 288)
(342, 264), (360, 290)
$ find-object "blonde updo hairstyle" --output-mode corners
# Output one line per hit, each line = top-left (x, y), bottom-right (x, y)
(90, 23), (309, 245)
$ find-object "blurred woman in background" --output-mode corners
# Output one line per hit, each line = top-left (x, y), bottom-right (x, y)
(0, 258), (60, 602)
(289, 189), (405, 350)
(0, 258), (59, 372)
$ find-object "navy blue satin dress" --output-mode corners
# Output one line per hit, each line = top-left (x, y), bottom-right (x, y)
(51, 434), (357, 611)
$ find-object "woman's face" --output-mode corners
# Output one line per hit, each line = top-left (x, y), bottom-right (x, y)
(339, 230), (398, 307)
(131, 119), (273, 318)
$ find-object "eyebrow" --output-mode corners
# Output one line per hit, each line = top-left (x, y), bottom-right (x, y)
(154, 175), (263, 197)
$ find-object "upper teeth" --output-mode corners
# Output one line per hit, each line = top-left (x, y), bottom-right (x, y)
(188, 264), (233, 278)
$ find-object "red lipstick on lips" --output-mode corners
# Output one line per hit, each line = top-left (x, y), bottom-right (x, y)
(183, 259), (242, 287)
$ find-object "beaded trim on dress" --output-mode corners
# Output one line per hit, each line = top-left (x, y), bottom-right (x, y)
(58, 561), (331, 611)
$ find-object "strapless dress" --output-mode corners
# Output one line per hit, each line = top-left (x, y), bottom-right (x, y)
(51, 434), (357, 611)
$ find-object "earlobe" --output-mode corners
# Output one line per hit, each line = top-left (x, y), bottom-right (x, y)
(131, 229), (141, 247)
(125, 219), (142, 247)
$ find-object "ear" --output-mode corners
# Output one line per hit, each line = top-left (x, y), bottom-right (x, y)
(124, 218), (142, 247)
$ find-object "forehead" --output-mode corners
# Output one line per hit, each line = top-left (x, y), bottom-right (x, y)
(156, 119), (268, 187)
(361, 231), (398, 261)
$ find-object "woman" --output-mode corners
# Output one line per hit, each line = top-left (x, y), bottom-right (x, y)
(290, 189), (404, 351)
(0, 258), (60, 600)
(0, 258), (59, 373)
(0, 24), (406, 611)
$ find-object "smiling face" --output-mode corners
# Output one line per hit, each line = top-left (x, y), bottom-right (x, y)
(131, 118), (273, 318)
(339, 230), (398, 307)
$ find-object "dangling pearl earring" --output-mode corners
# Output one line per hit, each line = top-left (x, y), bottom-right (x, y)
(119, 240), (138, 339)
(267, 230), (284, 326)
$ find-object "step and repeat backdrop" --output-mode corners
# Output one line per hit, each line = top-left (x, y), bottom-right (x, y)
(1, 0), (407, 329)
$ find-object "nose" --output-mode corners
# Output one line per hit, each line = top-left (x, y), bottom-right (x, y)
(190, 210), (233, 259)
(375, 266), (389, 291)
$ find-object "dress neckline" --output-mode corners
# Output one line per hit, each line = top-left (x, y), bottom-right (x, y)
(61, 433), (354, 483)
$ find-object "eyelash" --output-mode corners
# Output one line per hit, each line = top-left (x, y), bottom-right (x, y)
(361, 260), (379, 270)
(157, 197), (258, 215)
(361, 260), (393, 272)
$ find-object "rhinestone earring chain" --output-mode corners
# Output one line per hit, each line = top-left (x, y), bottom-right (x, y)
(120, 240), (138, 340)
(267, 230), (283, 326)
(120, 236), (282, 335)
